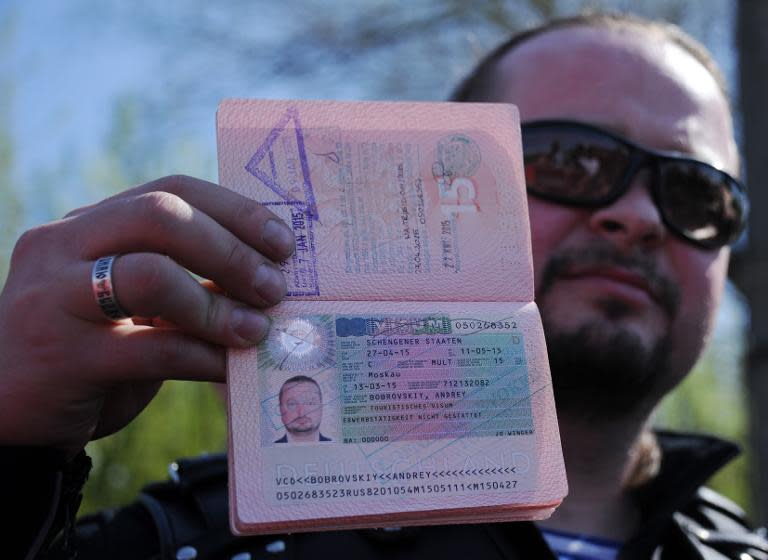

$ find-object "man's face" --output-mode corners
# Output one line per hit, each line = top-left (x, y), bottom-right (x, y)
(490, 26), (737, 411)
(279, 381), (323, 435)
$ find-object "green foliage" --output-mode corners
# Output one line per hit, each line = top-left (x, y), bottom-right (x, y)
(82, 94), (216, 196)
(0, 15), (22, 286)
(0, 88), (21, 285)
(81, 381), (227, 514)
(656, 343), (750, 514)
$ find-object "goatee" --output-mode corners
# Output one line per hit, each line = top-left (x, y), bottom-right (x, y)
(545, 321), (672, 419)
(537, 244), (680, 418)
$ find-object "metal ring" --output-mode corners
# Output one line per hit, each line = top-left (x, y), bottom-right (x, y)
(92, 255), (130, 321)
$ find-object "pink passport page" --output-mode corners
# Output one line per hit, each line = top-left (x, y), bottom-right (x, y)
(217, 99), (567, 534)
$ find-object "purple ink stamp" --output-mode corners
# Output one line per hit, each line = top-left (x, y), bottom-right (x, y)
(264, 201), (320, 297)
(243, 105), (321, 296)
(245, 106), (320, 221)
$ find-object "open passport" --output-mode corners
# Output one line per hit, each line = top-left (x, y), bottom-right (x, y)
(216, 99), (567, 534)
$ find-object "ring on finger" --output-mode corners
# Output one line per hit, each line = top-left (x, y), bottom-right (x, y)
(92, 255), (130, 321)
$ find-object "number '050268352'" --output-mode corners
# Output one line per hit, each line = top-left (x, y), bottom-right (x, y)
(454, 320), (517, 330)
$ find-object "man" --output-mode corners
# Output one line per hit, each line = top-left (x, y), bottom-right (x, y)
(3, 11), (766, 560)
(274, 376), (331, 443)
(450, 12), (751, 555)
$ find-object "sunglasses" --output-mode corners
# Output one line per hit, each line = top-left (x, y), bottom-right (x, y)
(521, 120), (748, 249)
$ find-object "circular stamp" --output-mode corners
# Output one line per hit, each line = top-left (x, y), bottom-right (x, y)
(436, 134), (481, 177)
(262, 315), (335, 372)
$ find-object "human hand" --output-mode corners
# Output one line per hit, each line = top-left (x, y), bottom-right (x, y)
(0, 175), (295, 455)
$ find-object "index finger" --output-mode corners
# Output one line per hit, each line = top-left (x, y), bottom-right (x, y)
(68, 175), (296, 262)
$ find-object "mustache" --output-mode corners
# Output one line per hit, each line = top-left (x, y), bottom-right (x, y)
(537, 245), (681, 317)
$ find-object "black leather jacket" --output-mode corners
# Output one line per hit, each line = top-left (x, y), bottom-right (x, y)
(13, 431), (768, 559)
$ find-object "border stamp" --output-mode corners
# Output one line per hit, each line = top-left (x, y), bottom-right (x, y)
(264, 201), (320, 297)
(245, 106), (320, 220)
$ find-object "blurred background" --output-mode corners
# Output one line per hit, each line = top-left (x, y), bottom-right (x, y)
(2, 0), (767, 522)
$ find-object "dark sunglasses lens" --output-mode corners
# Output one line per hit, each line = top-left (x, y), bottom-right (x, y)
(658, 162), (745, 247)
(523, 126), (631, 203)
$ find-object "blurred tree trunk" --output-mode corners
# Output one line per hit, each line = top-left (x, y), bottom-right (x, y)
(733, 0), (768, 526)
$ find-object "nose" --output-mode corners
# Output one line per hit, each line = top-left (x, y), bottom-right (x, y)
(588, 170), (665, 250)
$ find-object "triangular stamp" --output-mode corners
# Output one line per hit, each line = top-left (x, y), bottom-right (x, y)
(244, 106), (319, 220)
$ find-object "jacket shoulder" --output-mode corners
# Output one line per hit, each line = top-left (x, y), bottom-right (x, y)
(71, 454), (284, 560)
(669, 486), (768, 559)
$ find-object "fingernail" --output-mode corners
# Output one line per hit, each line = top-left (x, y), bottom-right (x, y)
(263, 219), (295, 257)
(254, 262), (287, 302)
(231, 308), (271, 344)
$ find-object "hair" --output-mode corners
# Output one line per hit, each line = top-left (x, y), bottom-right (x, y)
(279, 375), (321, 404)
(450, 11), (729, 105)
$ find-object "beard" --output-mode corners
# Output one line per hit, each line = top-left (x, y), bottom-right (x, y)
(544, 320), (672, 419)
(538, 244), (681, 419)
(287, 417), (320, 434)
